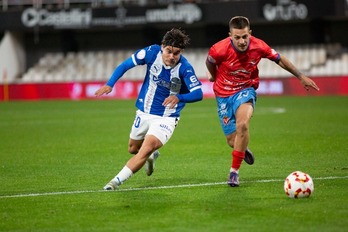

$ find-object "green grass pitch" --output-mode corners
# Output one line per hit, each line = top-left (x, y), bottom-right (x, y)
(0, 96), (347, 232)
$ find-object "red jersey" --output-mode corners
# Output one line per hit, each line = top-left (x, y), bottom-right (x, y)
(207, 36), (280, 97)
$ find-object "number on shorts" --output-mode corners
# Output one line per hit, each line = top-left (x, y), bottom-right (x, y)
(236, 90), (249, 100)
(134, 116), (141, 128)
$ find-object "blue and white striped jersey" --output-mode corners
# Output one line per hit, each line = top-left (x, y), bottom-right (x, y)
(107, 44), (202, 117)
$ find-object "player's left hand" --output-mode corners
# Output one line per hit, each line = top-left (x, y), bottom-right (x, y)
(299, 76), (320, 91)
(95, 85), (112, 97)
(163, 95), (179, 109)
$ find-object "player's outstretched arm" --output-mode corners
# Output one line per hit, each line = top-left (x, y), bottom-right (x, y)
(277, 55), (320, 91)
(95, 85), (112, 97)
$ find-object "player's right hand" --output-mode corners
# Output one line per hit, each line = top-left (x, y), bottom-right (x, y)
(299, 76), (320, 91)
(95, 85), (112, 97)
(206, 71), (216, 82)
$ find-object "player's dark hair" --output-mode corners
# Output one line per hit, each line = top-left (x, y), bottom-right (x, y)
(229, 16), (250, 30)
(161, 28), (190, 49)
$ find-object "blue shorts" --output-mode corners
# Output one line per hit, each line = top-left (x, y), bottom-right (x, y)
(216, 87), (257, 136)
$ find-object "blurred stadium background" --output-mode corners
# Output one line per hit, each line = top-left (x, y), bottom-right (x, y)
(0, 0), (348, 100)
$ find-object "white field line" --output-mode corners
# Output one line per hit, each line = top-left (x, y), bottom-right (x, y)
(1, 176), (347, 199)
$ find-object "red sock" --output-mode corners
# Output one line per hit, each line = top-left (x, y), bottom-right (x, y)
(232, 150), (245, 170)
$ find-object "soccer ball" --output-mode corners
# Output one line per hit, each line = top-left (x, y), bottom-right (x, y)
(284, 171), (314, 198)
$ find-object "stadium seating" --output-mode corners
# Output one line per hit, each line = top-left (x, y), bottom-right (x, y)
(19, 43), (348, 83)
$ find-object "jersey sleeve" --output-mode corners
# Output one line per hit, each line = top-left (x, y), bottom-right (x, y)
(176, 62), (203, 103)
(261, 40), (280, 62)
(207, 45), (220, 65)
(106, 45), (157, 87)
(106, 57), (136, 87)
(132, 45), (158, 65)
(182, 63), (202, 92)
(207, 39), (230, 65)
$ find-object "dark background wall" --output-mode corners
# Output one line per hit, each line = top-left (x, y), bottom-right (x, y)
(1, 0), (347, 68)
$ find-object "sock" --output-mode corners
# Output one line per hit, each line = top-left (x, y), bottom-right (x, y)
(231, 150), (245, 172)
(112, 166), (133, 185)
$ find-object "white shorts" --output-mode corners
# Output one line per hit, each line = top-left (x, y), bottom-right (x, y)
(130, 110), (179, 145)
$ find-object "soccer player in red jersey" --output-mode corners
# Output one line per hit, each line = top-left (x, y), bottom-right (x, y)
(206, 16), (319, 187)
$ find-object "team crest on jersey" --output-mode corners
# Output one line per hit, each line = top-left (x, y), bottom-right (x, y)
(150, 64), (162, 83)
(249, 59), (256, 65)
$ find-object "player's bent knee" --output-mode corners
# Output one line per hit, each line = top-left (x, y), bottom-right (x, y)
(128, 146), (139, 154)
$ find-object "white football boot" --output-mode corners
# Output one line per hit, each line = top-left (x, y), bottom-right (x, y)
(103, 180), (118, 191)
(145, 150), (160, 176)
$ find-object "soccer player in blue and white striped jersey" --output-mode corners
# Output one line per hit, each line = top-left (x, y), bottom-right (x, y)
(95, 28), (203, 190)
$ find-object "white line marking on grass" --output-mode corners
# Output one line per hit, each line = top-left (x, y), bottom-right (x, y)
(256, 107), (286, 114)
(1, 176), (347, 199)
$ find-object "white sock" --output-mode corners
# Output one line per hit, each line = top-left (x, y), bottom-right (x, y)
(230, 168), (239, 174)
(112, 166), (133, 185)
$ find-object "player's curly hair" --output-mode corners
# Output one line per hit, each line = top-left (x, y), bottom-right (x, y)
(161, 28), (190, 49)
